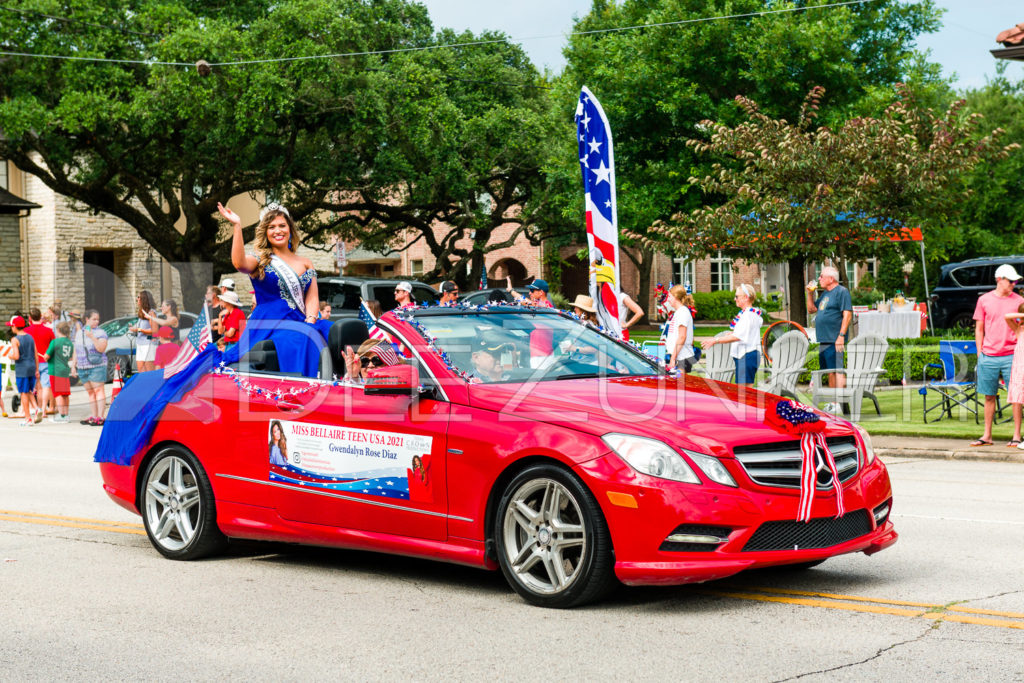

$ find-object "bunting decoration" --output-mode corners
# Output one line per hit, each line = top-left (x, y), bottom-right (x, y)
(767, 400), (846, 523)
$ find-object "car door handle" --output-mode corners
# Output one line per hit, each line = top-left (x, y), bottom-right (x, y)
(277, 398), (304, 413)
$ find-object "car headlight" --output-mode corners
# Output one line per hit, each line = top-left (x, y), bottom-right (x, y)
(853, 423), (876, 465)
(685, 451), (738, 487)
(602, 433), (700, 484)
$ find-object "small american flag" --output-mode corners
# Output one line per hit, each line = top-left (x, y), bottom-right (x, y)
(164, 304), (212, 378)
(359, 301), (403, 363)
(479, 258), (487, 290)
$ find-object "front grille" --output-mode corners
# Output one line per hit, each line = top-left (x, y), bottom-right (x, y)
(733, 437), (859, 489)
(742, 510), (873, 552)
(659, 524), (733, 552)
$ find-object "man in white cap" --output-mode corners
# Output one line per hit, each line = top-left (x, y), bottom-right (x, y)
(970, 263), (1024, 447)
(220, 278), (236, 293)
(394, 281), (415, 309)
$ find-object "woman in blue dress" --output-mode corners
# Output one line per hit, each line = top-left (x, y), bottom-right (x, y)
(96, 202), (330, 467)
(219, 202), (328, 375)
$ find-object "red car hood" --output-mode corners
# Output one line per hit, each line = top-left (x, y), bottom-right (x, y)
(468, 375), (853, 458)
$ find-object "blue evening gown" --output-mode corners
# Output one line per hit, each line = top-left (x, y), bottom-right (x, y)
(95, 260), (328, 466)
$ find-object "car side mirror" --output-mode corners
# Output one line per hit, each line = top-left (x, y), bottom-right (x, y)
(364, 364), (420, 396)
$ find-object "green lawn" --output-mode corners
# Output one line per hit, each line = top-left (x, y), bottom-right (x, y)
(630, 325), (729, 343)
(815, 387), (1013, 440)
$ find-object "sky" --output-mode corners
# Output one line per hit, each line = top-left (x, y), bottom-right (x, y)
(418, 0), (1024, 91)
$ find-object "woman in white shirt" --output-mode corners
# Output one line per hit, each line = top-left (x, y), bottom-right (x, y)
(703, 284), (763, 384)
(662, 285), (695, 372)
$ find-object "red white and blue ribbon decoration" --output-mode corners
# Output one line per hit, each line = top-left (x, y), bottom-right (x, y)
(769, 400), (845, 523)
(576, 87), (623, 339)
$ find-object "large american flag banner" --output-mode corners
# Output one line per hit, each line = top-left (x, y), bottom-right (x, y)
(164, 304), (212, 378)
(576, 86), (623, 338)
(358, 301), (401, 364)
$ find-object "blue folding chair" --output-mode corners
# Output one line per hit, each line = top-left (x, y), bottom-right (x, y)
(919, 340), (979, 423)
(640, 340), (666, 361)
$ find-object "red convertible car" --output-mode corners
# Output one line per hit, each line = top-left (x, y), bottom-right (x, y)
(98, 306), (896, 607)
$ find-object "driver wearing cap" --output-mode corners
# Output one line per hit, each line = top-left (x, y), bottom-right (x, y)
(470, 335), (513, 383)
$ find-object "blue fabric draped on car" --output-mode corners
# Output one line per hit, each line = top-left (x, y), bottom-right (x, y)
(94, 261), (328, 467)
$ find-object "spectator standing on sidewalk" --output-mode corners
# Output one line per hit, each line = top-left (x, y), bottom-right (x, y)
(74, 309), (108, 426)
(206, 286), (224, 344)
(25, 308), (55, 416)
(806, 266), (853, 393)
(970, 264), (1024, 447)
(44, 321), (75, 423)
(153, 327), (180, 369)
(7, 315), (41, 425)
(129, 290), (157, 373)
(218, 290), (246, 351)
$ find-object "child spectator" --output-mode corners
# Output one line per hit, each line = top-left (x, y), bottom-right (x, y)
(154, 327), (181, 369)
(319, 300), (332, 319)
(218, 290), (246, 350)
(74, 309), (109, 426)
(44, 321), (75, 423)
(7, 315), (41, 425)
(25, 308), (55, 415)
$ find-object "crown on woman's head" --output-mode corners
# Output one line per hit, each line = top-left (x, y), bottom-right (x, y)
(259, 202), (291, 222)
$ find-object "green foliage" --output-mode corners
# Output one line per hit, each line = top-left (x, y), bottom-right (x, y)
(542, 0), (944, 257)
(0, 0), (554, 298)
(851, 288), (884, 307)
(691, 291), (736, 320)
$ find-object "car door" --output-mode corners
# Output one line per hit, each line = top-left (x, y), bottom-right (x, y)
(269, 377), (451, 541)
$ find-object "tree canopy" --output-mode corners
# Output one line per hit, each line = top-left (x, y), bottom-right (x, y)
(542, 0), (944, 305)
(641, 86), (1017, 322)
(0, 0), (554, 301)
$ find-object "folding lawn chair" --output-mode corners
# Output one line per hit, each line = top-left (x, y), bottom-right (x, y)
(919, 340), (979, 423)
(640, 340), (666, 361)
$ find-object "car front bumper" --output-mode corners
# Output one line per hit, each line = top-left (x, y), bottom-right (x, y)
(575, 454), (897, 587)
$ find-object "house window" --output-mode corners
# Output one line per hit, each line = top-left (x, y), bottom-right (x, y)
(673, 258), (694, 290)
(710, 252), (733, 291)
(865, 258), (877, 280)
(0, 160), (7, 190)
(410, 260), (423, 277)
(845, 261), (857, 289)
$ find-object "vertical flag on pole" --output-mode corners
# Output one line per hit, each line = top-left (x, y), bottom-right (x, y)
(575, 87), (623, 338)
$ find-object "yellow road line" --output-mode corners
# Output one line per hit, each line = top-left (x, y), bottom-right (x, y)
(0, 509), (145, 536)
(2, 508), (1022, 630)
(732, 585), (938, 608)
(0, 508), (144, 529)
(713, 585), (1024, 631)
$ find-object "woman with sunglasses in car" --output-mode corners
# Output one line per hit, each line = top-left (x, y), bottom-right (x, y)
(341, 338), (400, 383)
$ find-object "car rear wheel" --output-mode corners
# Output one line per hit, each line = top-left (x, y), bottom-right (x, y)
(495, 464), (615, 608)
(141, 447), (227, 560)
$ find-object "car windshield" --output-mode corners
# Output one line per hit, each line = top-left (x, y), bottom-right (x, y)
(408, 310), (661, 383)
(100, 318), (133, 336)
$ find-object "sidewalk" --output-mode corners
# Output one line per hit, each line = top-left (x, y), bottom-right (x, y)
(873, 435), (1024, 463)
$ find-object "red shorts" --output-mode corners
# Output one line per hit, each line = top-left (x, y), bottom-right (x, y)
(51, 375), (70, 397)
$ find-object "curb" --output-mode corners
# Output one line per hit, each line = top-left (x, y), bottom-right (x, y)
(876, 446), (1024, 463)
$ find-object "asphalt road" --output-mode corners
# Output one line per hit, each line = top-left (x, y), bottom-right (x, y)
(2, 413), (1024, 680)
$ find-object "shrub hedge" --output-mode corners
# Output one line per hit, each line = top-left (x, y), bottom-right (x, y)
(795, 336), (959, 384)
(693, 290), (782, 321)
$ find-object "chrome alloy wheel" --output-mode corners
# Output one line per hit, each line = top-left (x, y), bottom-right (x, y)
(501, 478), (587, 595)
(144, 455), (202, 552)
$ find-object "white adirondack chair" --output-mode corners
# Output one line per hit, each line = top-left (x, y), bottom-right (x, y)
(702, 341), (735, 382)
(811, 334), (889, 421)
(758, 330), (809, 400)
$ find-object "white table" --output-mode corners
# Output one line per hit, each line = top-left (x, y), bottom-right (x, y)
(855, 310), (921, 339)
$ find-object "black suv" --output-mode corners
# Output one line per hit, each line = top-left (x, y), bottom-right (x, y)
(317, 277), (439, 319)
(931, 256), (1024, 328)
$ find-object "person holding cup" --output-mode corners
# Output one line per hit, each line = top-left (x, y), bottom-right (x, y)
(806, 266), (852, 392)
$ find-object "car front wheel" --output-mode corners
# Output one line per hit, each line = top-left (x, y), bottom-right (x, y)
(495, 464), (616, 608)
(141, 447), (227, 560)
